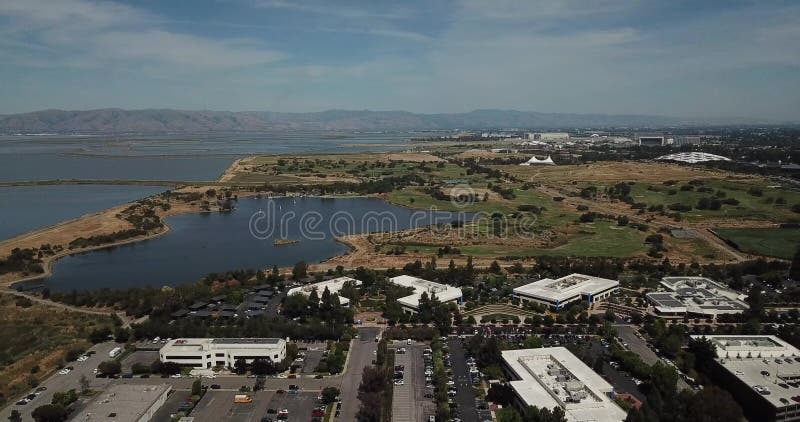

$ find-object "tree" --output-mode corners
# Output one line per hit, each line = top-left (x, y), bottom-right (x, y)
(234, 358), (247, 375)
(686, 386), (743, 422)
(87, 327), (111, 344)
(292, 261), (308, 280)
(321, 386), (340, 404)
(8, 410), (21, 422)
(487, 384), (516, 406)
(97, 360), (121, 376)
(791, 246), (800, 281)
(191, 379), (202, 396)
(31, 404), (67, 422)
(51, 390), (78, 408)
(79, 374), (90, 394)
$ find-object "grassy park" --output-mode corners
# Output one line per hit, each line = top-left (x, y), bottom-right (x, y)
(715, 228), (800, 259)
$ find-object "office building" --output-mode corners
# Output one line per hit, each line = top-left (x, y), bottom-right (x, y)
(71, 384), (171, 422)
(388, 275), (463, 314)
(689, 335), (800, 421)
(287, 276), (362, 307)
(512, 274), (619, 310)
(502, 347), (626, 422)
(160, 338), (287, 369)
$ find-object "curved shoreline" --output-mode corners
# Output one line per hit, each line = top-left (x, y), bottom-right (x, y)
(1, 192), (421, 289)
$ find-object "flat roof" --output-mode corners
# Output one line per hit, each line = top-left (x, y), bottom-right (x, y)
(388, 275), (462, 309)
(513, 274), (619, 303)
(287, 276), (360, 306)
(502, 347), (626, 422)
(691, 335), (800, 409)
(70, 384), (171, 422)
(162, 338), (285, 352)
(649, 277), (748, 315)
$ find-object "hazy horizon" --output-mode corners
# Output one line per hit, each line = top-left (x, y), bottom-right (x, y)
(1, 0), (798, 121)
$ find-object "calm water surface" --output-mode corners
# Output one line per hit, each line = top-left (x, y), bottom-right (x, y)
(42, 197), (469, 292)
(0, 185), (167, 240)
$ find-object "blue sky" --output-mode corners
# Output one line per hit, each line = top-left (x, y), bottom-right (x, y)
(0, 0), (798, 120)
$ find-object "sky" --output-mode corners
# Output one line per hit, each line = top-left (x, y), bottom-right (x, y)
(0, 0), (798, 120)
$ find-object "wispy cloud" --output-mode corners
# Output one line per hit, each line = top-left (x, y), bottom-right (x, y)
(0, 0), (282, 71)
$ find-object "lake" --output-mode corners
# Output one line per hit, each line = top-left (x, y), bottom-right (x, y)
(0, 184), (168, 240)
(41, 197), (471, 292)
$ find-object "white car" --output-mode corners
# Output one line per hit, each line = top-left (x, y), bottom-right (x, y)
(170, 374), (182, 378)
(77, 356), (89, 362)
(58, 368), (71, 375)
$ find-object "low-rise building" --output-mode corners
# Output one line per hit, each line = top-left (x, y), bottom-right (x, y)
(501, 347), (626, 422)
(159, 338), (287, 369)
(70, 384), (171, 422)
(690, 335), (800, 422)
(287, 276), (362, 307)
(512, 274), (619, 310)
(388, 275), (463, 314)
(647, 276), (748, 318)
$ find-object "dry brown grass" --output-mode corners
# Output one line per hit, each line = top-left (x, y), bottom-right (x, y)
(0, 293), (111, 405)
(498, 162), (735, 184)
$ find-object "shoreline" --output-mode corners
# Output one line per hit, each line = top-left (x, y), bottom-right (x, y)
(0, 189), (422, 289)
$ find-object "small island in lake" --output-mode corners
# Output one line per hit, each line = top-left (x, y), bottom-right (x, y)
(273, 238), (300, 246)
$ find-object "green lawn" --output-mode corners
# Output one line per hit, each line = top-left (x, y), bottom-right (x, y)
(714, 227), (800, 259)
(390, 221), (647, 258)
(626, 179), (800, 222)
(385, 187), (514, 213)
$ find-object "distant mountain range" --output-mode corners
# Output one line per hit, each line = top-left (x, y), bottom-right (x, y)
(0, 108), (779, 134)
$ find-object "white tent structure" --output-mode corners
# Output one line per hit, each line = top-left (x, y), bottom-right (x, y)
(520, 155), (555, 166)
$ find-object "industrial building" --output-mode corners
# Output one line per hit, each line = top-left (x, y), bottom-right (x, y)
(159, 338), (287, 369)
(647, 276), (748, 318)
(512, 274), (619, 310)
(70, 384), (171, 422)
(388, 275), (463, 314)
(689, 335), (800, 421)
(501, 347), (626, 422)
(529, 132), (570, 142)
(287, 276), (362, 307)
(637, 133), (666, 147)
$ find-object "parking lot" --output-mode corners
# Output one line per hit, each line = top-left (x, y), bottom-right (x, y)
(390, 340), (434, 422)
(121, 350), (159, 373)
(265, 391), (321, 422)
(448, 337), (479, 422)
(0, 342), (121, 422)
(190, 391), (275, 422)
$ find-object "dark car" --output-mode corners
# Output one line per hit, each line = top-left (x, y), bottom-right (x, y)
(35, 387), (47, 392)
(210, 384), (221, 389)
(140, 374), (150, 378)
(314, 374), (324, 379)
(15, 400), (28, 406)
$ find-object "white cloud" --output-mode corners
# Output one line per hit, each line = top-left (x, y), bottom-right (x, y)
(0, 0), (282, 71)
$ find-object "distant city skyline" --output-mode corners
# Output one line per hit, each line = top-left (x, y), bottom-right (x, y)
(0, 0), (798, 121)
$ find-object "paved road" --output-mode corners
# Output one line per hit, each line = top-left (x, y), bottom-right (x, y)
(0, 342), (121, 422)
(449, 338), (479, 422)
(391, 341), (434, 422)
(614, 325), (691, 391)
(337, 327), (379, 421)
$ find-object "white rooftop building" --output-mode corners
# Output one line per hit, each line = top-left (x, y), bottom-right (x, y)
(287, 276), (361, 307)
(689, 335), (800, 422)
(70, 384), (171, 422)
(160, 338), (287, 369)
(655, 152), (732, 164)
(388, 275), (463, 314)
(502, 347), (626, 422)
(512, 274), (619, 310)
(647, 276), (748, 318)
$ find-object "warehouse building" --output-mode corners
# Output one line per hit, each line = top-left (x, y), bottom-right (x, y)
(159, 338), (287, 369)
(689, 335), (800, 421)
(287, 276), (362, 307)
(647, 276), (748, 318)
(71, 384), (171, 422)
(388, 275), (463, 314)
(502, 347), (626, 422)
(512, 274), (619, 310)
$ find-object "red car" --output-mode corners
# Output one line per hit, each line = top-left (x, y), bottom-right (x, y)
(311, 410), (325, 417)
